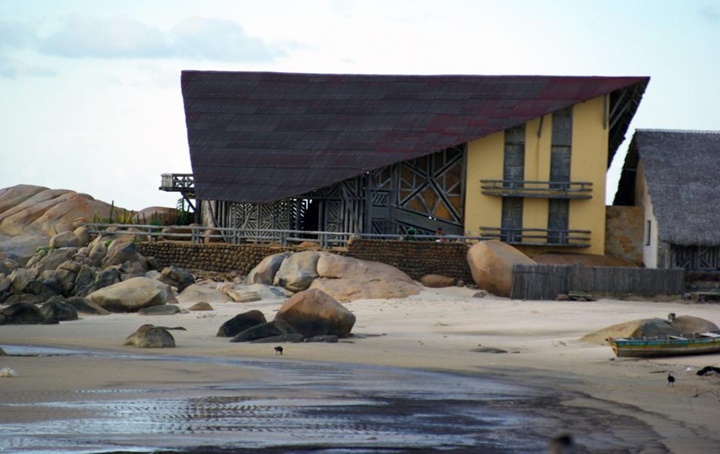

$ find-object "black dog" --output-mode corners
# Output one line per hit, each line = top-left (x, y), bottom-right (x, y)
(274, 346), (284, 355)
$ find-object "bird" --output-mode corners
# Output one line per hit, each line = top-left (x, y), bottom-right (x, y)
(667, 371), (675, 386)
(274, 346), (284, 355)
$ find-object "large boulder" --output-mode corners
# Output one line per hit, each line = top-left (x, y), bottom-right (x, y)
(466, 240), (536, 297)
(124, 325), (176, 348)
(39, 298), (79, 322)
(27, 247), (76, 273)
(275, 288), (356, 338)
(87, 277), (167, 313)
(64, 296), (110, 315)
(247, 253), (290, 285)
(49, 231), (80, 249)
(216, 310), (267, 337)
(310, 253), (420, 301)
(176, 284), (233, 304)
(273, 251), (320, 292)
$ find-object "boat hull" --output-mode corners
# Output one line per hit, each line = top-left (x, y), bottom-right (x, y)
(610, 336), (720, 358)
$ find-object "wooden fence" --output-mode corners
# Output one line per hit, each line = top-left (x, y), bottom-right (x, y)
(511, 264), (686, 300)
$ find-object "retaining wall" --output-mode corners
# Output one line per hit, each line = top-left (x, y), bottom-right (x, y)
(136, 239), (474, 283)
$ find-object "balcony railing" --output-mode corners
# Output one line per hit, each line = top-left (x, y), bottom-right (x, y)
(479, 227), (591, 247)
(160, 173), (195, 194)
(480, 180), (592, 199)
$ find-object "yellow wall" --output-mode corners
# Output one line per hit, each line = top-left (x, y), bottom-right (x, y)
(464, 131), (503, 237)
(463, 95), (609, 255)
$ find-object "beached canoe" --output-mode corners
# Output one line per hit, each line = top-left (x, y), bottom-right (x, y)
(610, 331), (720, 358)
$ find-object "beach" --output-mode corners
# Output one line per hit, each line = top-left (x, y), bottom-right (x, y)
(2, 286), (720, 453)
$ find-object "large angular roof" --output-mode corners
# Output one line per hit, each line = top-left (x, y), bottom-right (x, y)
(615, 130), (720, 246)
(182, 71), (648, 203)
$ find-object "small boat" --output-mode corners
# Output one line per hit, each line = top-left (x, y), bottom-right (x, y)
(609, 331), (720, 358)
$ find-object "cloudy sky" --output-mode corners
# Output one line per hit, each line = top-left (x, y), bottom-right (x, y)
(1, 0), (718, 211)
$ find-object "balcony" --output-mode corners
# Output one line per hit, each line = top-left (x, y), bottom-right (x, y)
(479, 227), (591, 248)
(480, 180), (592, 199)
(160, 173), (195, 196)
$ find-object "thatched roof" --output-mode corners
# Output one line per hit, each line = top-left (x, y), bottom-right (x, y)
(615, 130), (720, 245)
(182, 71), (648, 203)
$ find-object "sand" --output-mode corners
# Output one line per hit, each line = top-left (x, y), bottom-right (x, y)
(2, 286), (720, 453)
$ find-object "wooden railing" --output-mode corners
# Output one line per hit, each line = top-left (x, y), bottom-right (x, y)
(479, 227), (592, 247)
(480, 180), (593, 199)
(159, 173), (194, 192)
(83, 223), (490, 248)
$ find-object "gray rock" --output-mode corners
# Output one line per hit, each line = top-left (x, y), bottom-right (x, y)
(246, 253), (290, 285)
(225, 289), (261, 303)
(217, 310), (267, 337)
(177, 284), (232, 305)
(65, 296), (110, 315)
(230, 320), (296, 343)
(8, 268), (38, 293)
(94, 267), (120, 291)
(124, 325), (176, 348)
(71, 265), (97, 297)
(88, 277), (167, 313)
(0, 302), (51, 325)
(273, 251), (320, 292)
(49, 231), (79, 249)
(188, 302), (213, 311)
(159, 266), (195, 292)
(251, 333), (305, 343)
(39, 299), (79, 321)
(138, 304), (182, 315)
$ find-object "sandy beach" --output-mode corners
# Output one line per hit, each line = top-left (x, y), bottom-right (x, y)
(2, 286), (720, 453)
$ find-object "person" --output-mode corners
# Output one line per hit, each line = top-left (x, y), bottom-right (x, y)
(404, 227), (418, 241)
(435, 227), (446, 242)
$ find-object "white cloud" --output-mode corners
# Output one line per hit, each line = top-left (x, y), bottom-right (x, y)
(35, 15), (282, 62)
(0, 20), (35, 50)
(0, 54), (56, 78)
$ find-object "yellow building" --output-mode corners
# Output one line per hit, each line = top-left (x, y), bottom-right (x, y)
(175, 72), (649, 254)
(465, 95), (615, 255)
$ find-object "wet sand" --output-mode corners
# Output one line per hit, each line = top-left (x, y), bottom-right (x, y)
(1, 287), (720, 452)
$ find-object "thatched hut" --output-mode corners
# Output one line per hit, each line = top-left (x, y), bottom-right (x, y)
(614, 130), (720, 270)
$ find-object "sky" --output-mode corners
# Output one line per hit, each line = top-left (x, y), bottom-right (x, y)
(1, 0), (718, 211)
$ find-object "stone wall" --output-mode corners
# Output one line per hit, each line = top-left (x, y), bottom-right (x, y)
(605, 206), (644, 266)
(346, 239), (473, 283)
(137, 239), (473, 284)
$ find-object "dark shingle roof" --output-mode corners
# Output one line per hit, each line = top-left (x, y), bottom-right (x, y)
(617, 129), (720, 245)
(182, 71), (648, 203)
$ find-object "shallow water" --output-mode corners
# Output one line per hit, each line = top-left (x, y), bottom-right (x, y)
(0, 345), (660, 453)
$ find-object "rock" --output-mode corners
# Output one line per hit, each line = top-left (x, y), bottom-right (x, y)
(87, 240), (107, 268)
(39, 299), (79, 321)
(176, 284), (233, 304)
(466, 240), (536, 297)
(56, 260), (81, 295)
(275, 288), (356, 338)
(102, 241), (143, 269)
(310, 276), (420, 301)
(139, 305), (182, 315)
(224, 289), (261, 303)
(71, 265), (96, 296)
(159, 266), (195, 292)
(87, 277), (168, 313)
(0, 258), (17, 276)
(247, 284), (294, 299)
(304, 335), (339, 343)
(217, 310), (267, 337)
(250, 333), (305, 343)
(0, 276), (10, 294)
(49, 231), (79, 248)
(21, 279), (60, 302)
(420, 274), (455, 288)
(2, 293), (45, 306)
(311, 254), (420, 301)
(65, 296), (110, 315)
(0, 347), (5, 356)
(8, 268), (38, 293)
(31, 248), (76, 273)
(230, 319), (296, 343)
(246, 253), (290, 285)
(187, 302), (213, 311)
(94, 268), (121, 291)
(0, 302), (50, 325)
(273, 251), (320, 292)
(73, 226), (91, 246)
(670, 315), (719, 334)
(124, 325), (176, 348)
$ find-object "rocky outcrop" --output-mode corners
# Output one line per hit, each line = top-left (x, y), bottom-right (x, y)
(275, 288), (356, 338)
(87, 277), (167, 313)
(466, 240), (536, 297)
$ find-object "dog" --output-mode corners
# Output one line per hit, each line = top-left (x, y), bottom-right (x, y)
(274, 346), (284, 355)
